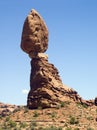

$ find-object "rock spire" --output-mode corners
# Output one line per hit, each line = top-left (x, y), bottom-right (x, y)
(20, 9), (93, 109)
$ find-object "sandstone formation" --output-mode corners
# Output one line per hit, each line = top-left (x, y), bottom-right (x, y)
(94, 97), (97, 106)
(21, 9), (48, 58)
(20, 9), (94, 109)
(0, 102), (19, 117)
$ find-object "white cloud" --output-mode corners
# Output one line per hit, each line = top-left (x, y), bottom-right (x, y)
(22, 89), (29, 94)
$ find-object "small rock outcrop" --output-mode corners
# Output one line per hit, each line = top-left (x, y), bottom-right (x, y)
(94, 97), (97, 106)
(20, 9), (94, 109)
(0, 102), (19, 117)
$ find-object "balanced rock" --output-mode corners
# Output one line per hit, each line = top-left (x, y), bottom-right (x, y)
(20, 9), (94, 109)
(21, 9), (48, 58)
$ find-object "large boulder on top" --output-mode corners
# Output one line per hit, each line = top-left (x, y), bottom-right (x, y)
(21, 9), (48, 58)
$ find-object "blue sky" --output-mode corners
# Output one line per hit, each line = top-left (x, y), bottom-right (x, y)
(0, 0), (97, 105)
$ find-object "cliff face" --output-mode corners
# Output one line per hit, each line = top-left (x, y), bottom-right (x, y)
(20, 9), (94, 109)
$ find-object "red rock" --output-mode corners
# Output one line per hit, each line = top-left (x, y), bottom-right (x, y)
(0, 102), (19, 117)
(21, 9), (48, 57)
(20, 9), (94, 109)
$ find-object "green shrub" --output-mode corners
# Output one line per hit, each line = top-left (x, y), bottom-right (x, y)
(76, 102), (82, 107)
(30, 121), (37, 127)
(74, 128), (79, 130)
(8, 120), (17, 127)
(51, 111), (57, 118)
(87, 128), (94, 130)
(13, 127), (21, 130)
(82, 103), (88, 108)
(69, 116), (79, 125)
(20, 122), (27, 128)
(0, 115), (2, 119)
(65, 128), (72, 130)
(87, 116), (93, 121)
(5, 116), (10, 122)
(76, 102), (88, 108)
(60, 102), (65, 107)
(30, 126), (35, 130)
(38, 127), (44, 130)
(33, 111), (39, 117)
(43, 126), (62, 130)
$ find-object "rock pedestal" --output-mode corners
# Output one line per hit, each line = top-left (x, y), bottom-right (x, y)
(20, 9), (94, 109)
(27, 54), (63, 108)
(27, 53), (93, 108)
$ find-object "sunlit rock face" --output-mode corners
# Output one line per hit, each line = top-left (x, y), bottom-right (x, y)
(21, 9), (48, 58)
(20, 9), (94, 109)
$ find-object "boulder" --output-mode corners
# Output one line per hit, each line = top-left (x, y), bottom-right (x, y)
(21, 9), (48, 57)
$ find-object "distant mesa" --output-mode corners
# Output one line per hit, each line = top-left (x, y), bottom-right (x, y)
(20, 9), (94, 109)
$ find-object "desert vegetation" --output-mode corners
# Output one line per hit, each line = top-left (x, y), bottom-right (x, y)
(0, 101), (97, 130)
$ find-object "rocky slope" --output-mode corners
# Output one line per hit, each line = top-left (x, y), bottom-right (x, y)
(0, 100), (97, 130)
(0, 102), (19, 117)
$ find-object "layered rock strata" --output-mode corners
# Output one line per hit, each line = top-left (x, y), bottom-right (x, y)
(21, 9), (94, 109)
(27, 56), (93, 108)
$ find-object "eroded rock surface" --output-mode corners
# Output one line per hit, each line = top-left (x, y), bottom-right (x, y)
(21, 9), (48, 58)
(27, 54), (93, 108)
(21, 9), (94, 109)
(0, 102), (19, 117)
